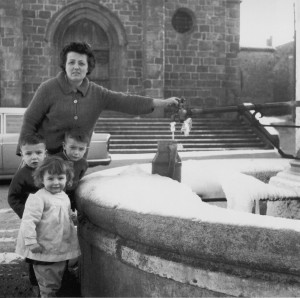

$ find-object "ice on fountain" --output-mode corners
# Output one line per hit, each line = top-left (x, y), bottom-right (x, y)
(220, 171), (299, 213)
(78, 164), (300, 231)
(83, 160), (295, 215)
(181, 159), (295, 212)
(79, 164), (205, 218)
(181, 162), (228, 198)
(181, 118), (192, 136)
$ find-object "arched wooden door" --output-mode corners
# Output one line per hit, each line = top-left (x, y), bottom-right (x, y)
(62, 19), (110, 88)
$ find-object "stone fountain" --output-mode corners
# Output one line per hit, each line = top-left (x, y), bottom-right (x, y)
(75, 156), (300, 297)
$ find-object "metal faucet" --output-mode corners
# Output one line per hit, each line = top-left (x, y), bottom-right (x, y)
(170, 97), (192, 136)
(171, 97), (188, 123)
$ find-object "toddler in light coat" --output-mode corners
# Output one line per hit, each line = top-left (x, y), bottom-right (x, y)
(15, 156), (80, 297)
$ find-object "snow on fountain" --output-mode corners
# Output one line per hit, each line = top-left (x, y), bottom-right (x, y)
(78, 163), (299, 229)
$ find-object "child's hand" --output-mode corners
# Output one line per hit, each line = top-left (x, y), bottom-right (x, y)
(70, 211), (78, 225)
(28, 243), (43, 253)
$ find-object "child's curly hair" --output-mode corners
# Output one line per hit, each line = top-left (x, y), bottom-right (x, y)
(33, 156), (74, 188)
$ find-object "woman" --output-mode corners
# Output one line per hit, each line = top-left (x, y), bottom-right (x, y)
(18, 42), (179, 155)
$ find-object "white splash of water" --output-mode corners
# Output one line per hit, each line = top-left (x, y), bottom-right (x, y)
(170, 121), (176, 140)
(181, 118), (192, 136)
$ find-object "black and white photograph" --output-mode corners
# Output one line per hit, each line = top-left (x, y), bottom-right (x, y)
(0, 0), (299, 297)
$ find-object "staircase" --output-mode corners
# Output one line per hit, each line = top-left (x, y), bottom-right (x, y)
(94, 117), (275, 154)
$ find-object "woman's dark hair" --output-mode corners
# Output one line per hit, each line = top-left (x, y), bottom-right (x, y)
(33, 156), (74, 188)
(60, 42), (96, 75)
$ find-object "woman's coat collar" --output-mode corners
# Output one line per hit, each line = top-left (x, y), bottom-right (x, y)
(56, 71), (89, 96)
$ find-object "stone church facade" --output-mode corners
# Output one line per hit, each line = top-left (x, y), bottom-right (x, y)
(0, 0), (241, 113)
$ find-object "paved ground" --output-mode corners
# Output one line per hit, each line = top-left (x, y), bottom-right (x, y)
(0, 115), (297, 297)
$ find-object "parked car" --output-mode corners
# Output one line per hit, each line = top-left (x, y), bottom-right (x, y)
(0, 108), (111, 179)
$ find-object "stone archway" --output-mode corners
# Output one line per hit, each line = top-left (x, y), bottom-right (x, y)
(45, 1), (128, 92)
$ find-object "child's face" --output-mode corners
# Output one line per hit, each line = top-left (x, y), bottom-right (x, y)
(63, 136), (87, 162)
(21, 143), (47, 168)
(43, 171), (67, 194)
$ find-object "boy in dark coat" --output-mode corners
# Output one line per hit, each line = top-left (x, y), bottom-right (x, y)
(55, 129), (89, 211)
(8, 133), (47, 296)
(8, 134), (47, 218)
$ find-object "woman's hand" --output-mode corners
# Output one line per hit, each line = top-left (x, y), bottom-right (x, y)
(152, 97), (180, 108)
(28, 243), (43, 253)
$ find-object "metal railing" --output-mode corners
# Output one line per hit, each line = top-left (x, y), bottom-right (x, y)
(171, 98), (300, 159)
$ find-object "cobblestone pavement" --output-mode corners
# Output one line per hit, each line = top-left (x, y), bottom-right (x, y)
(0, 209), (19, 253)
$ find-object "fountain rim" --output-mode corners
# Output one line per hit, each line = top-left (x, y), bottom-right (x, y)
(77, 157), (300, 276)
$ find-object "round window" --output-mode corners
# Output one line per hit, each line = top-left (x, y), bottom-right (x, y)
(172, 9), (194, 34)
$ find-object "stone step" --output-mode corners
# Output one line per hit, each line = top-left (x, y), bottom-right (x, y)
(96, 120), (247, 125)
(106, 128), (257, 134)
(109, 133), (259, 139)
(110, 138), (263, 144)
(96, 121), (250, 130)
(95, 117), (273, 153)
(96, 131), (255, 137)
(96, 126), (252, 131)
(98, 117), (236, 121)
(109, 145), (268, 154)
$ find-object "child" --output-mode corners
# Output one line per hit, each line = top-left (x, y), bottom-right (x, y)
(8, 134), (47, 218)
(15, 156), (81, 298)
(8, 134), (47, 295)
(55, 129), (89, 210)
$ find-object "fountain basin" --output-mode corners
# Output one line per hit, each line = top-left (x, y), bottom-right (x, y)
(76, 158), (300, 297)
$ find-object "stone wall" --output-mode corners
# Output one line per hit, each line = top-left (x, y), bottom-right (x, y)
(238, 47), (275, 104)
(0, 0), (241, 109)
(0, 0), (23, 106)
(239, 44), (295, 109)
(76, 160), (300, 297)
(20, 0), (146, 106)
(164, 0), (241, 107)
(273, 42), (295, 102)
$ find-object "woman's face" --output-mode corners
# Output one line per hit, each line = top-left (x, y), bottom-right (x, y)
(65, 51), (89, 85)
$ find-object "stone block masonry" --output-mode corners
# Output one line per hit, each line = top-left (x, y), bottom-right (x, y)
(0, 0), (241, 111)
(0, 0), (23, 106)
(239, 47), (275, 104)
(164, 0), (241, 107)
